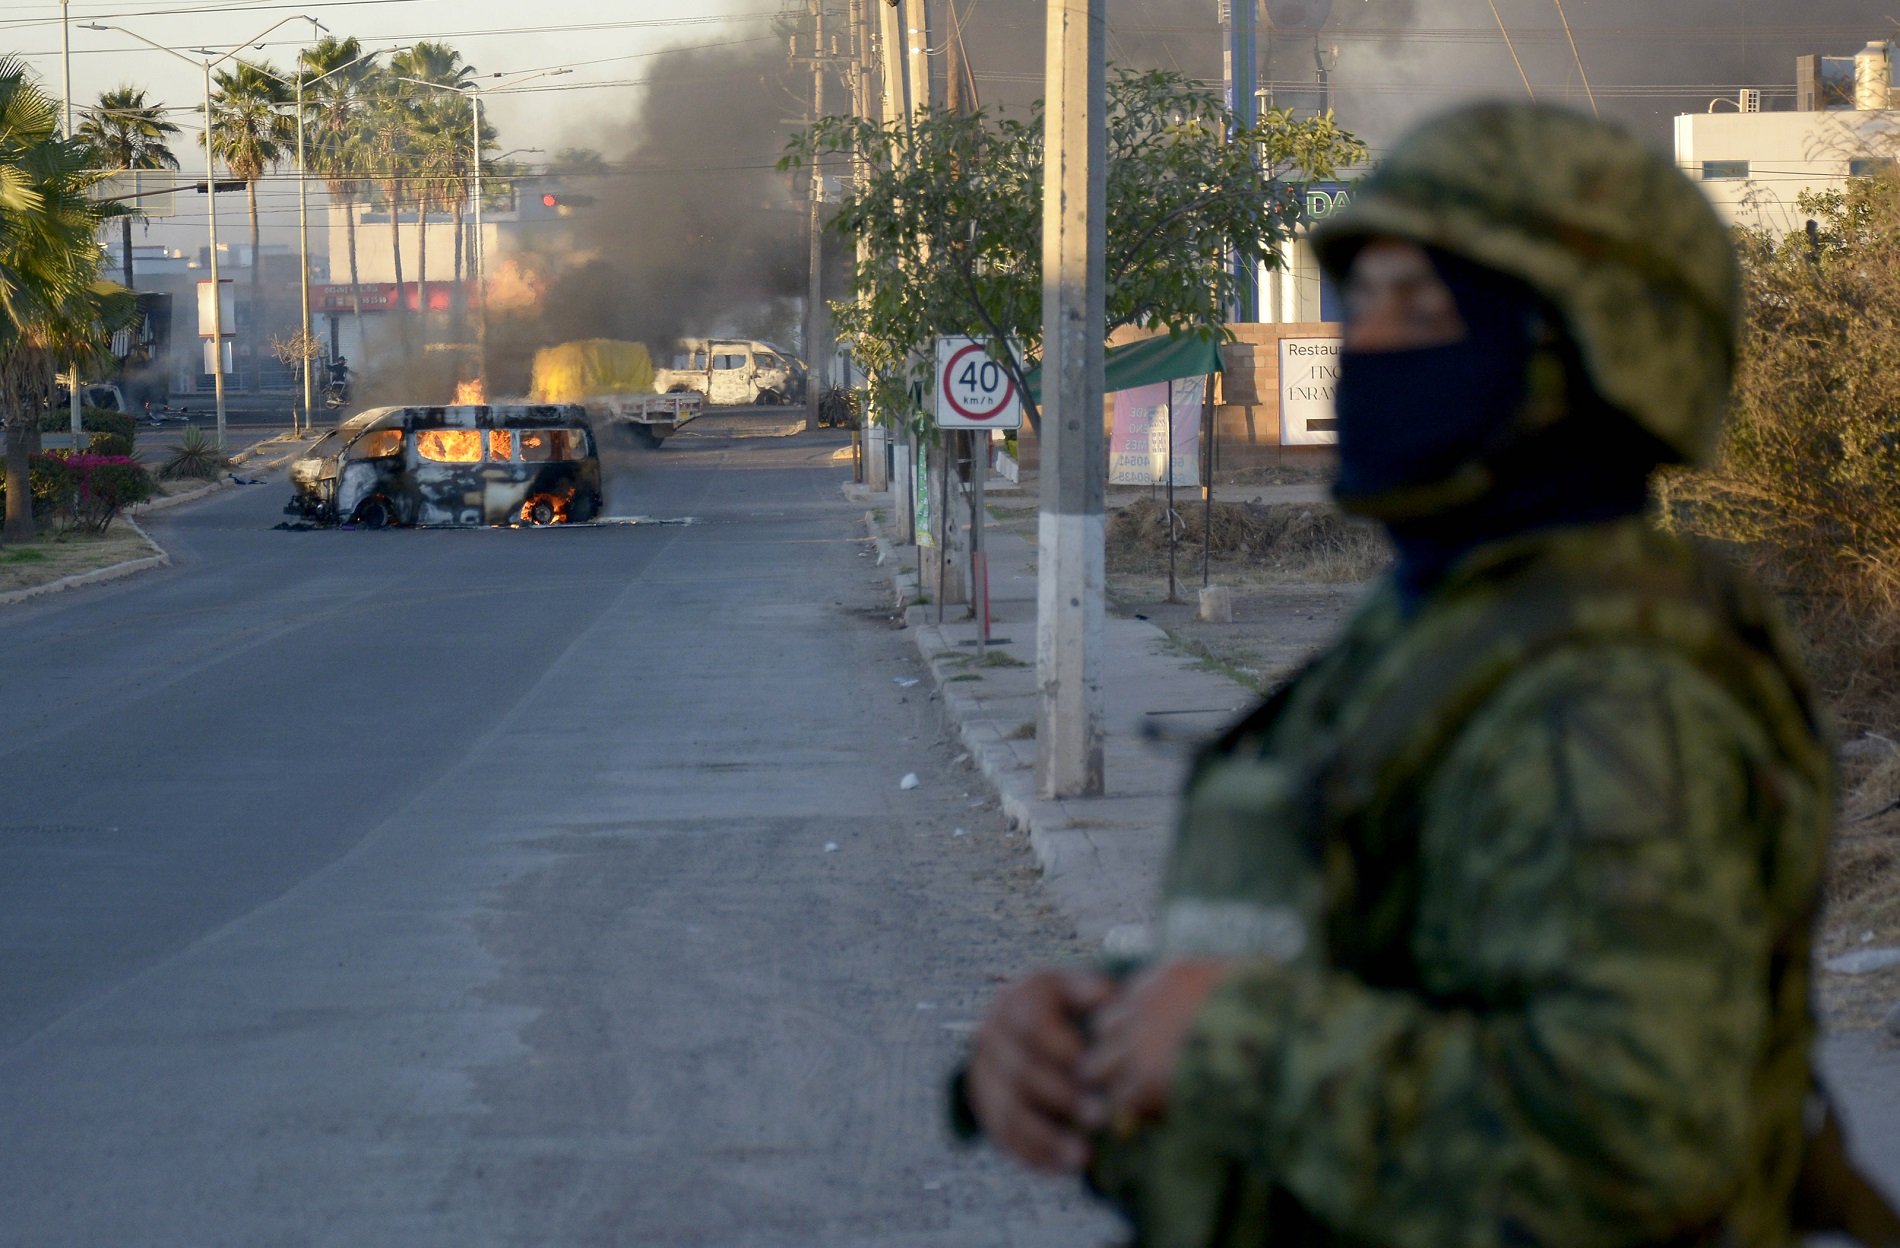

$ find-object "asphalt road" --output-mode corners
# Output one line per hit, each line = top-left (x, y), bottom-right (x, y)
(0, 413), (1118, 1246)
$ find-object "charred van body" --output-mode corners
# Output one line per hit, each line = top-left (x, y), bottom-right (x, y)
(286, 404), (603, 528)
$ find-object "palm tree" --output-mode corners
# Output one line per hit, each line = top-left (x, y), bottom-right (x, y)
(204, 61), (293, 388)
(410, 98), (465, 327)
(388, 45), (475, 333)
(361, 67), (415, 349)
(0, 58), (116, 543)
(300, 37), (378, 354)
(74, 86), (180, 289)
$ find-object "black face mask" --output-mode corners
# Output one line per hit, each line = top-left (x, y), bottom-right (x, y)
(1329, 333), (1529, 507)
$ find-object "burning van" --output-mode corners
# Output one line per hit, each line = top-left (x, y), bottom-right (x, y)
(286, 404), (602, 528)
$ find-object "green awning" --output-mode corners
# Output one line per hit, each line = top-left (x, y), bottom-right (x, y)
(1025, 332), (1223, 403)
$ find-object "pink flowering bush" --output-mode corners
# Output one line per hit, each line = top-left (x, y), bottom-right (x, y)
(48, 453), (154, 533)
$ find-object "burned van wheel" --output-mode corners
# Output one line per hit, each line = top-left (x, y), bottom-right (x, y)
(353, 497), (394, 529)
(524, 496), (560, 526)
(755, 387), (783, 407)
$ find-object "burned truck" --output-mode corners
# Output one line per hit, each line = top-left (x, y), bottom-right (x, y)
(286, 404), (602, 528)
(651, 338), (807, 407)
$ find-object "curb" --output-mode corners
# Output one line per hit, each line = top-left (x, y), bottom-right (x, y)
(1, 435), (300, 608)
(856, 498), (1179, 945)
(136, 437), (304, 515)
(0, 514), (170, 608)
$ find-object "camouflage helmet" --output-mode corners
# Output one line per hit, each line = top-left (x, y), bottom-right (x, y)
(1310, 102), (1739, 465)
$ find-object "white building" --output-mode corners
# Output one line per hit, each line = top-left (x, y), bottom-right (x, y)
(1675, 41), (1900, 236)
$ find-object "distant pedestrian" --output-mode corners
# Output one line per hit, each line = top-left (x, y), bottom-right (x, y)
(956, 102), (1894, 1247)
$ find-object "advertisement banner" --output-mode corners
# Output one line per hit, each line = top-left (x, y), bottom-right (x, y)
(1278, 337), (1341, 446)
(914, 441), (934, 548)
(1108, 376), (1203, 486)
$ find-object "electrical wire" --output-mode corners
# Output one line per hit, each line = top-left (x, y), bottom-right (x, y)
(1486, 0), (1536, 102)
(1549, 0), (1599, 118)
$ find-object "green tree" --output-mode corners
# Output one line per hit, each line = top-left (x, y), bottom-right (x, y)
(300, 36), (379, 352)
(204, 61), (294, 386)
(1663, 169), (1900, 727)
(74, 85), (180, 289)
(388, 44), (476, 329)
(0, 58), (123, 543)
(782, 68), (1366, 431)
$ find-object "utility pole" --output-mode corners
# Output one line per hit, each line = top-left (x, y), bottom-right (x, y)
(849, 0), (876, 484)
(62, 0), (81, 450)
(903, 0), (930, 116)
(803, 0), (827, 434)
(881, 0), (916, 542)
(1036, 0), (1106, 799)
(1222, 0), (1259, 321)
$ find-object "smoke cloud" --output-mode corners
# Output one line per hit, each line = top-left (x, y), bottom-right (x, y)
(465, 0), (1892, 395)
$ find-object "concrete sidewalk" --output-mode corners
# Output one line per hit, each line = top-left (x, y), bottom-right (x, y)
(853, 477), (1900, 1200)
(849, 481), (1254, 949)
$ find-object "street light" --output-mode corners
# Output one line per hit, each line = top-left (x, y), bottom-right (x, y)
(254, 44), (405, 434)
(81, 15), (324, 451)
(393, 69), (570, 395)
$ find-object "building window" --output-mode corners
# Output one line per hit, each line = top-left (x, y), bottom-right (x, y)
(1702, 160), (1750, 181)
(1849, 157), (1896, 178)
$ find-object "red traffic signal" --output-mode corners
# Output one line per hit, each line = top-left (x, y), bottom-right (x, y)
(541, 192), (559, 208)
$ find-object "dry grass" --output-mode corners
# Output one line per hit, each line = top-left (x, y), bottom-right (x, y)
(1106, 496), (1389, 584)
(0, 526), (160, 594)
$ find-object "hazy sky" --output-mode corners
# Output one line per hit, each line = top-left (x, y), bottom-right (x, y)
(5, 1), (776, 251)
(8, 1), (1898, 258)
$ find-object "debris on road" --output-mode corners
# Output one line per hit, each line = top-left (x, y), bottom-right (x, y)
(899, 773), (920, 790)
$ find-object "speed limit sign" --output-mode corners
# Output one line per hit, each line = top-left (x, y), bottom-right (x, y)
(934, 336), (1022, 429)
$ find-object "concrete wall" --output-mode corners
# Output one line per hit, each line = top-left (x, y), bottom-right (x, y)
(1212, 322), (1340, 474)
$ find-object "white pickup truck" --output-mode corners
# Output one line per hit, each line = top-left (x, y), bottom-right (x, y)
(651, 338), (807, 407)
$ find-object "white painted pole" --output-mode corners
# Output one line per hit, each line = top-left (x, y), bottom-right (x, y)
(63, 0), (81, 449)
(1035, 0), (1107, 799)
(296, 73), (312, 434)
(471, 92), (487, 393)
(205, 62), (228, 450)
(805, 0), (825, 434)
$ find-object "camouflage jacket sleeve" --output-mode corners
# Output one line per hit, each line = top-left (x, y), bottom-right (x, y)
(1166, 643), (1801, 1248)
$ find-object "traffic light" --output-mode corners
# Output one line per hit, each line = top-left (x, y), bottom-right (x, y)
(540, 191), (570, 216)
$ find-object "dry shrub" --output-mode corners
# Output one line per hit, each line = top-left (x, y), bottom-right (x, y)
(1662, 171), (1900, 737)
(1106, 496), (1388, 582)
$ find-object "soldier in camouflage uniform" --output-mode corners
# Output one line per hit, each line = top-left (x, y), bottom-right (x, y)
(959, 103), (1846, 1246)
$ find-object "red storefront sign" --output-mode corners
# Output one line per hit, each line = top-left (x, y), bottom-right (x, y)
(309, 282), (459, 314)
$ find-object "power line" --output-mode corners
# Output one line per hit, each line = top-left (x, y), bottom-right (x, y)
(1549, 0), (1599, 118)
(1486, 0), (1536, 103)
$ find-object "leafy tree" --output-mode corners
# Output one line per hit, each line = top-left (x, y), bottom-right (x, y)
(782, 69), (1366, 431)
(300, 36), (380, 351)
(204, 61), (294, 384)
(1662, 169), (1900, 727)
(361, 66), (415, 341)
(546, 147), (606, 177)
(0, 58), (123, 543)
(388, 44), (476, 325)
(75, 85), (180, 289)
